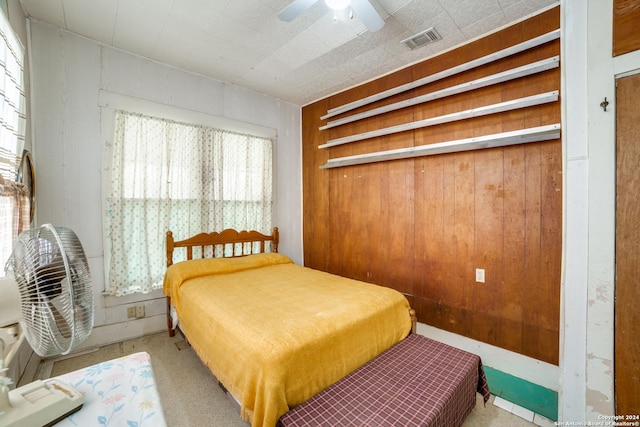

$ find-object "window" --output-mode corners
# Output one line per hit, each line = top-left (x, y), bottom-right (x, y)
(104, 110), (273, 296)
(0, 9), (27, 277)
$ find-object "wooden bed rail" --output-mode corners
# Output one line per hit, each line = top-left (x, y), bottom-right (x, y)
(410, 308), (417, 334)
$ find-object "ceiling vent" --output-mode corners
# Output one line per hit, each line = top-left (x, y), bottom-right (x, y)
(401, 27), (442, 50)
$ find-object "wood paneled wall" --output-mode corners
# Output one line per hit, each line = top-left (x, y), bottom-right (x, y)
(614, 0), (640, 56)
(302, 7), (561, 364)
(615, 72), (640, 416)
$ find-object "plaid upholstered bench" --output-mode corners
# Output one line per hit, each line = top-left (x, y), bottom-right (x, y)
(278, 334), (490, 427)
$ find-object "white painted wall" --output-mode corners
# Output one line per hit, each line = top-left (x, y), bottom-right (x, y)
(27, 19), (302, 349)
(560, 0), (589, 420)
(561, 0), (640, 421)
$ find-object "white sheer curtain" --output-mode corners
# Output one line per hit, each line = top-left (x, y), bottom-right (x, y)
(0, 8), (27, 276)
(105, 111), (273, 296)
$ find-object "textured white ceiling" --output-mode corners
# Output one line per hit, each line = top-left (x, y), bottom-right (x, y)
(19, 0), (558, 106)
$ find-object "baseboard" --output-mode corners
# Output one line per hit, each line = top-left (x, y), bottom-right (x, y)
(416, 323), (559, 391)
(485, 366), (558, 421)
(416, 323), (559, 421)
(69, 314), (167, 354)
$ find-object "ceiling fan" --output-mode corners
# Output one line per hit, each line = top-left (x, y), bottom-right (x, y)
(278, 0), (385, 32)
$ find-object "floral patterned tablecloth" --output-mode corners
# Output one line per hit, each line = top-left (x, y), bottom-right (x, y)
(52, 352), (167, 427)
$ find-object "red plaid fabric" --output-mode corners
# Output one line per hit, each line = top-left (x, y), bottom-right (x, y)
(278, 334), (490, 427)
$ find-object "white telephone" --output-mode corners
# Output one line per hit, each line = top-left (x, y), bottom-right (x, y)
(0, 376), (84, 427)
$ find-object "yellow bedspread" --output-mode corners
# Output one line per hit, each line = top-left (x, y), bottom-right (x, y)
(163, 253), (412, 427)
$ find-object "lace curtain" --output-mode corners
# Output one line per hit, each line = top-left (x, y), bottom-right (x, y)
(0, 8), (27, 275)
(105, 111), (273, 296)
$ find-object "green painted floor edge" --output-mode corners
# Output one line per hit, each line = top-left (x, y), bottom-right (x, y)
(484, 366), (558, 421)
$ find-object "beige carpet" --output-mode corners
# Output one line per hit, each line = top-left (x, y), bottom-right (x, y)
(49, 331), (535, 426)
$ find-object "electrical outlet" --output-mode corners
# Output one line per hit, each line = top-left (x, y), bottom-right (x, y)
(127, 305), (145, 319)
(475, 268), (485, 283)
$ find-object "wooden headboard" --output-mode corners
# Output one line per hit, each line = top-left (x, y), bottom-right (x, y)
(164, 227), (279, 337)
(166, 227), (279, 268)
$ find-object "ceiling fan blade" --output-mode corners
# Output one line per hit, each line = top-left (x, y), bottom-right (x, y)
(278, 0), (320, 22)
(350, 0), (385, 32)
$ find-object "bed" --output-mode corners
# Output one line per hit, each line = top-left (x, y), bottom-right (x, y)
(162, 227), (416, 427)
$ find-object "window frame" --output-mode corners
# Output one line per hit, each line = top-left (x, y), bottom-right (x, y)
(99, 91), (277, 298)
(0, 7), (27, 277)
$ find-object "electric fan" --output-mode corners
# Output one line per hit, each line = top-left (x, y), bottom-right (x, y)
(0, 224), (94, 427)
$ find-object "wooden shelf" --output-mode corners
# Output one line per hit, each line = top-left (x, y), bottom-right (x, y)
(320, 124), (561, 169)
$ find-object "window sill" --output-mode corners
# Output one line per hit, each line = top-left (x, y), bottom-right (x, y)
(102, 289), (164, 308)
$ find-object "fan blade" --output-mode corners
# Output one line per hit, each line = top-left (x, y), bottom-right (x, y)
(278, 0), (320, 22)
(351, 0), (385, 32)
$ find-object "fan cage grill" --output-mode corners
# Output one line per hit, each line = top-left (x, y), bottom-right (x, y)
(6, 224), (94, 357)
